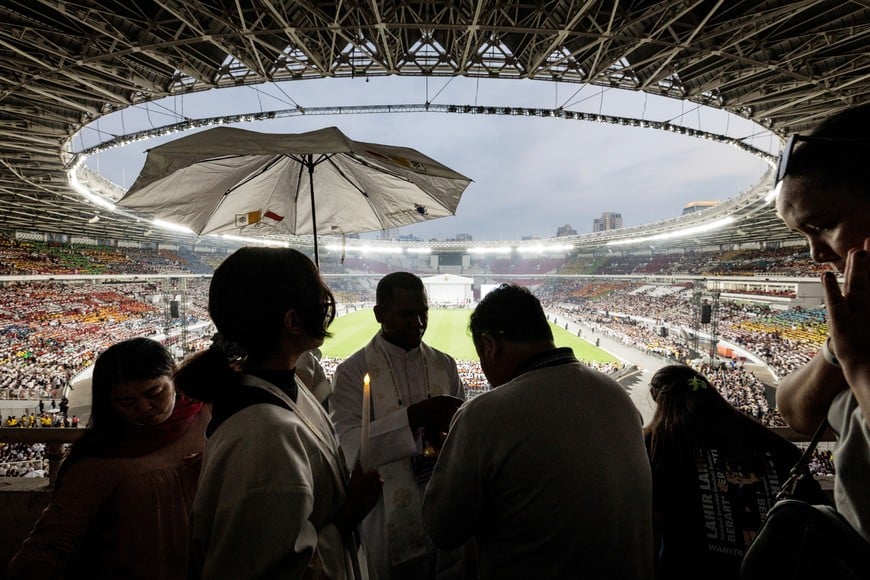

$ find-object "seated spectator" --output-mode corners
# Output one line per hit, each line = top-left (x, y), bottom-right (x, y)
(775, 102), (870, 542)
(9, 337), (208, 579)
(644, 365), (826, 580)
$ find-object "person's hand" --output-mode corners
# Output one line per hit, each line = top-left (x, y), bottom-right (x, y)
(407, 394), (463, 435)
(335, 461), (383, 536)
(822, 238), (870, 378)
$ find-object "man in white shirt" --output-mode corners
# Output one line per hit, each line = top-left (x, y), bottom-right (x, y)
(332, 272), (465, 580)
(423, 284), (653, 580)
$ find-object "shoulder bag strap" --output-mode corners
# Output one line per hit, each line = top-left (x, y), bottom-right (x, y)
(776, 418), (828, 501)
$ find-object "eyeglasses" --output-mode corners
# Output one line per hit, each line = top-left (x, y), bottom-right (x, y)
(776, 134), (870, 186)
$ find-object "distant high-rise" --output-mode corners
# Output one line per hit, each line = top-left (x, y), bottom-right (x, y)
(556, 224), (577, 237)
(592, 212), (623, 232)
(455, 233), (473, 241)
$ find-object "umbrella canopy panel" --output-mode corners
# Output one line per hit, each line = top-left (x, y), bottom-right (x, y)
(119, 126), (471, 239)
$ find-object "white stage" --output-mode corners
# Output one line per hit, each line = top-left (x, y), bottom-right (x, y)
(421, 273), (474, 305)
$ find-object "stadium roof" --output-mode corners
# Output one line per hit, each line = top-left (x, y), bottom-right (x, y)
(0, 0), (867, 251)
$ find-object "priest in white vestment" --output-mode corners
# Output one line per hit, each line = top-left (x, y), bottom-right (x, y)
(333, 272), (467, 580)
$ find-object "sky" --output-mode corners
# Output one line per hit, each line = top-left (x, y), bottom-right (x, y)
(78, 76), (777, 241)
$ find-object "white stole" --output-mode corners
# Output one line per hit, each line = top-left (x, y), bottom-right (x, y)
(240, 375), (367, 579)
(364, 337), (451, 567)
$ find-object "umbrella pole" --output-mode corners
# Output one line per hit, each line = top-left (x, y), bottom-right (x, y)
(308, 158), (318, 268)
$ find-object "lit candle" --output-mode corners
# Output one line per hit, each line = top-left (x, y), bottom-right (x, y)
(360, 373), (371, 471)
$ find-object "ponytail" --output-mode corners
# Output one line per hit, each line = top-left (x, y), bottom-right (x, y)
(174, 348), (240, 404)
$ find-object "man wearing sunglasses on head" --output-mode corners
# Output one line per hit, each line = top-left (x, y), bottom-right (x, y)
(775, 102), (870, 542)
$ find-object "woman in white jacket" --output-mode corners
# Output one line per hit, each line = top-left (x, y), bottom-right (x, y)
(176, 247), (382, 579)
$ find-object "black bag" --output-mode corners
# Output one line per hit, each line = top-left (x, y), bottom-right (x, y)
(741, 420), (870, 580)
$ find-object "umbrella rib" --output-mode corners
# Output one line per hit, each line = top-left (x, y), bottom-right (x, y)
(287, 152), (334, 169)
(345, 154), (412, 185)
(226, 155), (287, 195)
(345, 154), (456, 215)
(323, 155), (370, 199)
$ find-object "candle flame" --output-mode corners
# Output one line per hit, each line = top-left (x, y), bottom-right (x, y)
(364, 373), (370, 387)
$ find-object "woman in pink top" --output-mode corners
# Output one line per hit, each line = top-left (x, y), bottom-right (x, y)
(10, 337), (207, 580)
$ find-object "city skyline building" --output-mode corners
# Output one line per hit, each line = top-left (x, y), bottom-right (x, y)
(556, 224), (578, 237)
(593, 212), (623, 232)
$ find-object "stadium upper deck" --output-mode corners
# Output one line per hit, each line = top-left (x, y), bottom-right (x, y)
(0, 1), (868, 255)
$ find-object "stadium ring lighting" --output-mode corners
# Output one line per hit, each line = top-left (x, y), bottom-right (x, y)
(606, 217), (737, 246)
(68, 102), (780, 252)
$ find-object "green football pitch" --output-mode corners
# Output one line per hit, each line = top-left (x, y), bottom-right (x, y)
(321, 308), (618, 363)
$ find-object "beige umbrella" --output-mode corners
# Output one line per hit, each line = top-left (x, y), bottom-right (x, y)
(119, 126), (472, 265)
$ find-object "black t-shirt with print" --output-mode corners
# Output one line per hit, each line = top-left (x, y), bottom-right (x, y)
(646, 428), (825, 580)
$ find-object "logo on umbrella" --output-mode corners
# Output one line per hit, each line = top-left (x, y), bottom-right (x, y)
(235, 211), (261, 227)
(235, 210), (284, 228)
(364, 150), (428, 173)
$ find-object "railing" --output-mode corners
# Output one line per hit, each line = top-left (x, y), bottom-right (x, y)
(0, 426), (831, 488)
(0, 459), (46, 474)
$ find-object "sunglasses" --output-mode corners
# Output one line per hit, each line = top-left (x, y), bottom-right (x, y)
(776, 134), (870, 185)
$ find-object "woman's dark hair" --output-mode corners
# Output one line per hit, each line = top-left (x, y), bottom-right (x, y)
(175, 247), (334, 403)
(787, 102), (870, 190)
(61, 338), (175, 475)
(646, 364), (771, 473)
(469, 284), (552, 343)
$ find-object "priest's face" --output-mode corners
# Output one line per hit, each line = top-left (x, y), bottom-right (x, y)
(376, 287), (428, 351)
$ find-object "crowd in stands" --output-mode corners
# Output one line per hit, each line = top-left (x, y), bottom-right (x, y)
(809, 449), (835, 477)
(0, 236), (845, 481)
(0, 404), (81, 478)
(554, 246), (829, 277)
(1, 280), (211, 401)
(1, 232), (836, 280)
(0, 234), (223, 276)
(3, 411), (78, 429)
(319, 355), (623, 397)
(546, 279), (827, 382)
(0, 442), (47, 477)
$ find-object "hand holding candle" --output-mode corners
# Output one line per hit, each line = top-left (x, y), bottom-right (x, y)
(360, 373), (371, 471)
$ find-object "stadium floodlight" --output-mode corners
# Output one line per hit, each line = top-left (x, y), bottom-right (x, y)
(359, 245), (403, 254)
(467, 246), (512, 254)
(218, 233), (289, 247)
(606, 216), (736, 246)
(406, 247), (432, 254)
(151, 218), (196, 235)
(68, 171), (116, 211)
(517, 244), (574, 254)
